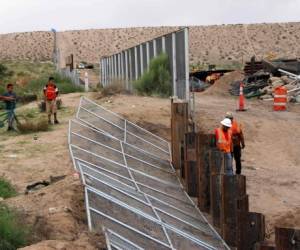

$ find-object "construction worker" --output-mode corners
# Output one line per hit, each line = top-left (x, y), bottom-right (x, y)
(225, 112), (245, 175)
(215, 118), (233, 175)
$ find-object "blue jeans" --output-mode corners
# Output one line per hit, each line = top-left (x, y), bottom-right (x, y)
(224, 153), (234, 175)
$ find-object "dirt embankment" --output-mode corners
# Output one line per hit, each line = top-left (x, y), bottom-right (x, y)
(1, 22), (300, 64)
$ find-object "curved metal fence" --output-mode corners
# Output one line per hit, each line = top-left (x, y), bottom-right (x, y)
(68, 97), (229, 250)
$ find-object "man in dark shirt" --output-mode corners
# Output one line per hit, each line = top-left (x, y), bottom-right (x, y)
(3, 83), (17, 131)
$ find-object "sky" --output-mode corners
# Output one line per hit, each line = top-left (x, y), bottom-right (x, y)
(0, 0), (299, 34)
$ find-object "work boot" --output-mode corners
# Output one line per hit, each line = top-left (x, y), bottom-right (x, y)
(54, 113), (59, 124)
(48, 120), (52, 125)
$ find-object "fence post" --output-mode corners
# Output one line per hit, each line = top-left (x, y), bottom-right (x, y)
(171, 98), (189, 170)
(197, 133), (214, 213)
(84, 72), (89, 92)
(237, 212), (265, 249)
(275, 227), (300, 250)
(210, 149), (224, 227)
(184, 132), (198, 197)
(172, 33), (177, 97)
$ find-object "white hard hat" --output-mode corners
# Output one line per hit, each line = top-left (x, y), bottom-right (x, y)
(221, 118), (232, 128)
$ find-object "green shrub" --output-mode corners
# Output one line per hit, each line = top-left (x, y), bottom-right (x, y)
(0, 178), (17, 199)
(0, 204), (30, 249)
(134, 53), (171, 97)
(25, 73), (83, 97)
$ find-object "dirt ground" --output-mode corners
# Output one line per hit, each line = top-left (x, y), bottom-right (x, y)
(0, 92), (171, 249)
(1, 81), (299, 248)
(194, 73), (300, 240)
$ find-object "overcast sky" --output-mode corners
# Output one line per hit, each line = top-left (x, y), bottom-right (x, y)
(0, 0), (299, 34)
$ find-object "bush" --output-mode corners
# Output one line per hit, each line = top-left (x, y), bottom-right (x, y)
(17, 118), (49, 134)
(0, 204), (30, 249)
(100, 81), (127, 97)
(0, 178), (17, 199)
(134, 53), (171, 97)
(25, 73), (83, 98)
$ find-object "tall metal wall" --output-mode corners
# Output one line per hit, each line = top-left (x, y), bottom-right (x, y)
(100, 28), (190, 100)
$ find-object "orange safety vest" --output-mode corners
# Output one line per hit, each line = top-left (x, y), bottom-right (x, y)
(231, 120), (241, 135)
(216, 128), (232, 153)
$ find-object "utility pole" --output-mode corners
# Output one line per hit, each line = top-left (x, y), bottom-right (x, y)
(51, 28), (57, 66)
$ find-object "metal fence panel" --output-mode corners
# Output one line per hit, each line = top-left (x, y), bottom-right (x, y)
(68, 97), (230, 250)
(100, 28), (190, 101)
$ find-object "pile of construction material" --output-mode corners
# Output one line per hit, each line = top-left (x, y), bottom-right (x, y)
(230, 69), (300, 103)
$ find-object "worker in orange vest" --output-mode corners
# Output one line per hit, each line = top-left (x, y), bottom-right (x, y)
(225, 112), (245, 175)
(215, 118), (233, 175)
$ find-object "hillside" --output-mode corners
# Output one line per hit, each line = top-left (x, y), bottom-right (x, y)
(0, 22), (300, 65)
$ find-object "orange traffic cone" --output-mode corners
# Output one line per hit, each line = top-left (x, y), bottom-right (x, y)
(237, 82), (246, 111)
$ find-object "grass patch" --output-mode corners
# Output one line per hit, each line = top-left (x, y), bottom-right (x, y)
(0, 177), (17, 199)
(134, 53), (171, 97)
(17, 118), (49, 134)
(0, 204), (30, 249)
(0, 61), (83, 103)
(15, 108), (49, 134)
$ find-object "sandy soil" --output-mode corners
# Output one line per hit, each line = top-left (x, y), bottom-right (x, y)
(1, 22), (300, 64)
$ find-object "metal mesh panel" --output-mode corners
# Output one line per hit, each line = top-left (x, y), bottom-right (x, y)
(130, 48), (136, 81)
(69, 97), (228, 250)
(104, 229), (144, 250)
(149, 41), (154, 60)
(126, 121), (169, 152)
(136, 46), (141, 78)
(176, 30), (187, 100)
(165, 34), (174, 93)
(157, 38), (163, 55)
(90, 209), (171, 250)
(142, 43), (148, 72)
(88, 189), (168, 243)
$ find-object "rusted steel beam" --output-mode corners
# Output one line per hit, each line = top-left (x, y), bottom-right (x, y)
(171, 99), (188, 170)
(275, 227), (300, 250)
(221, 175), (249, 247)
(221, 175), (238, 246)
(237, 212), (265, 250)
(184, 132), (198, 197)
(197, 133), (214, 213)
(254, 242), (276, 250)
(211, 174), (222, 227)
(209, 149), (224, 228)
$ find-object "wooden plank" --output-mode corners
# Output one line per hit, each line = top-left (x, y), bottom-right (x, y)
(237, 212), (265, 250)
(275, 227), (300, 250)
